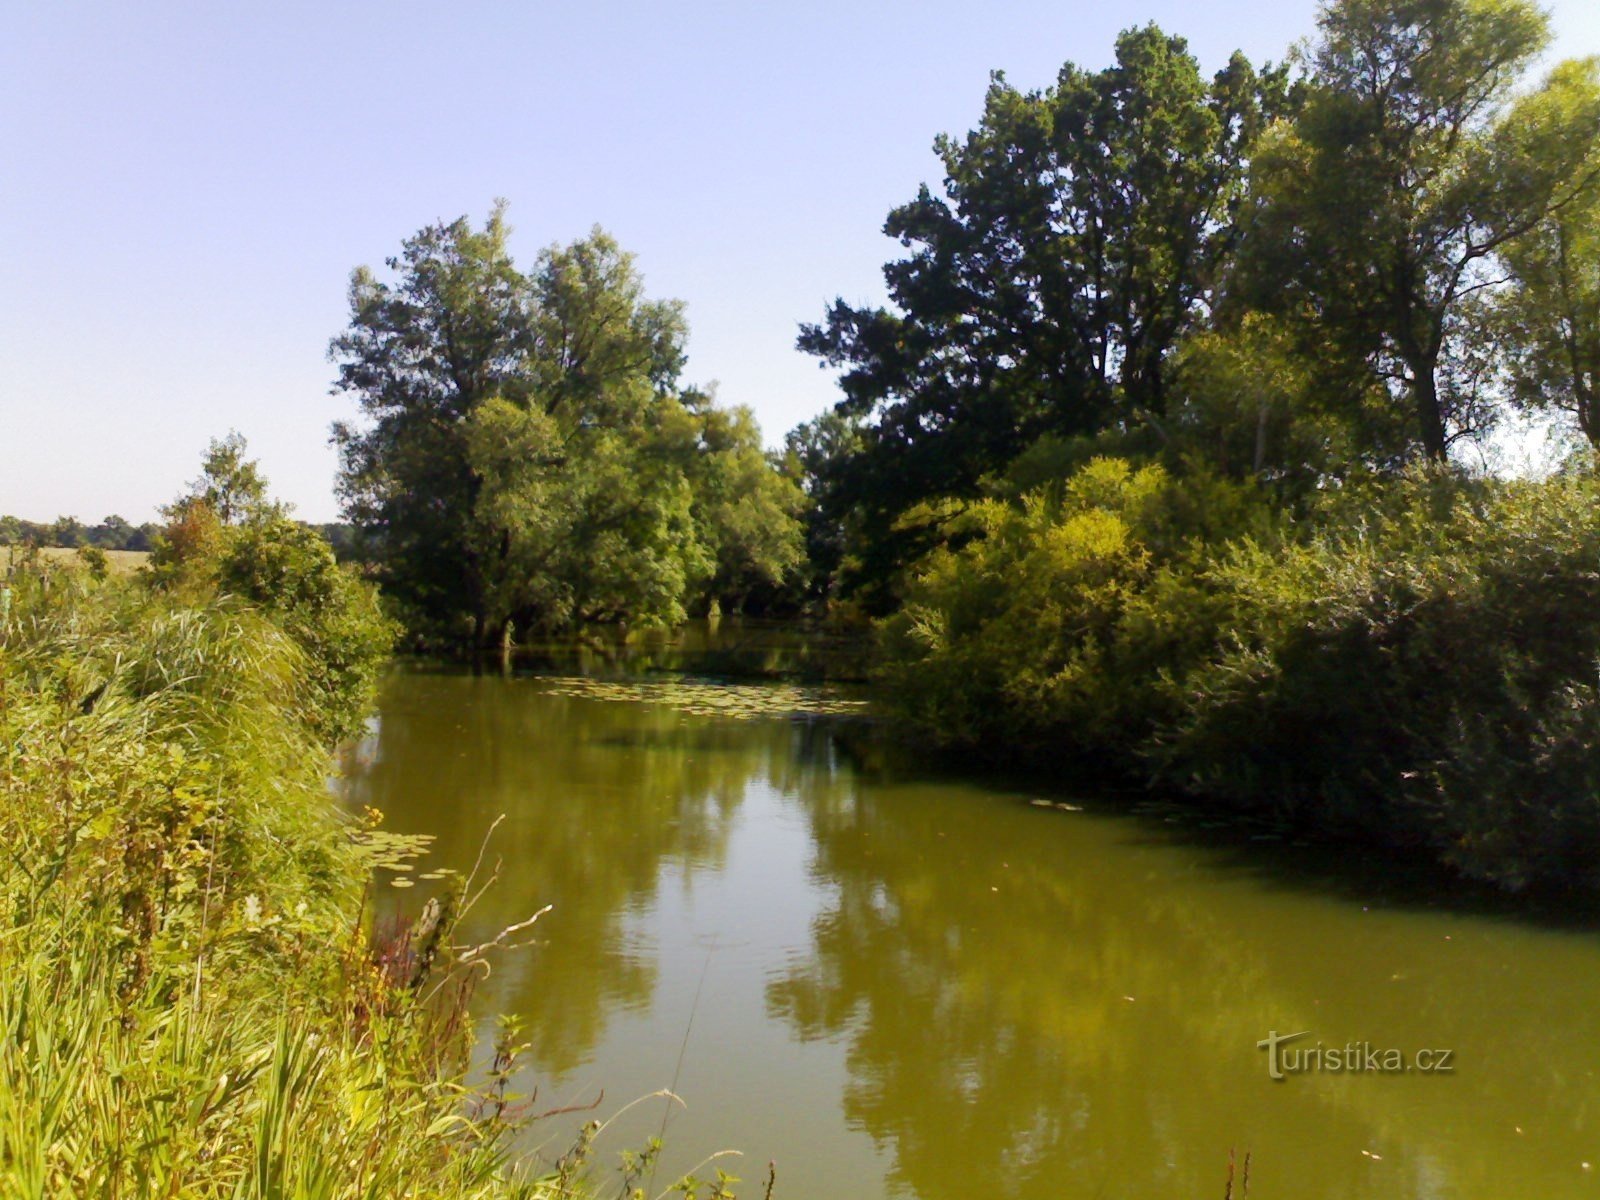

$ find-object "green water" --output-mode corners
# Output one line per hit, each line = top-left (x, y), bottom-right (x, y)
(342, 660), (1600, 1199)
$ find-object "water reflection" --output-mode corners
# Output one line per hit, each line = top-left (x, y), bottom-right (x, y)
(341, 668), (852, 1079)
(344, 666), (1600, 1200)
(768, 780), (1600, 1198)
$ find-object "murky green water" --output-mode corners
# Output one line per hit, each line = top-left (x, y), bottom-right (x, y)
(342, 658), (1600, 1199)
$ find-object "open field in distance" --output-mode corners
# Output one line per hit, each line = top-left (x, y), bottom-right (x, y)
(32, 546), (151, 575)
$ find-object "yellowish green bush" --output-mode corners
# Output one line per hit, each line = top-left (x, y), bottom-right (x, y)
(882, 456), (1600, 892)
(882, 457), (1270, 755)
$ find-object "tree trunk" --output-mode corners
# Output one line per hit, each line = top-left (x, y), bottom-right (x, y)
(499, 618), (515, 676)
(1412, 365), (1448, 461)
(1577, 385), (1600, 450)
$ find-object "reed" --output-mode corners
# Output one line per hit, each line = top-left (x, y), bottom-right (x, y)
(0, 561), (573, 1198)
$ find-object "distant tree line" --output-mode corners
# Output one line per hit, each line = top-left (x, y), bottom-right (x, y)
(0, 513), (161, 552)
(2, 432), (359, 562)
(0, 511), (356, 558)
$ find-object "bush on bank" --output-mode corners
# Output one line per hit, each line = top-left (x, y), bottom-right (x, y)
(882, 457), (1600, 893)
(0, 524), (579, 1196)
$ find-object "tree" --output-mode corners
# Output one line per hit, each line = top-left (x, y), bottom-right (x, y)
(189, 431), (271, 524)
(49, 516), (83, 548)
(153, 433), (277, 585)
(1493, 60), (1600, 446)
(799, 26), (1278, 591)
(332, 204), (531, 638)
(332, 207), (801, 641)
(151, 437), (395, 738)
(462, 394), (708, 633)
(1243, 0), (1600, 459)
(681, 397), (804, 612)
(1167, 312), (1414, 487)
(90, 515), (133, 549)
(779, 409), (866, 603)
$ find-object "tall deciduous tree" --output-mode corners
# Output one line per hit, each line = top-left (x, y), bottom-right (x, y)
(188, 431), (272, 524)
(778, 409), (867, 602)
(332, 208), (801, 641)
(1245, 0), (1600, 459)
(331, 203), (530, 638)
(1493, 59), (1600, 446)
(799, 26), (1277, 591)
(678, 394), (805, 611)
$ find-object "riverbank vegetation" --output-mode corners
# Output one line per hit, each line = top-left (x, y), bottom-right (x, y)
(309, 0), (1600, 896)
(0, 450), (616, 1197)
(791, 0), (1600, 892)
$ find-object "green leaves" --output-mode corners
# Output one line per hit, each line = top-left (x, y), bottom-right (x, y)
(332, 210), (802, 640)
(1490, 59), (1600, 443)
(1246, 0), (1600, 459)
(799, 25), (1274, 595)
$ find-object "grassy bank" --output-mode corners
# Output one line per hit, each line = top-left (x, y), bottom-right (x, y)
(0, 525), (588, 1196)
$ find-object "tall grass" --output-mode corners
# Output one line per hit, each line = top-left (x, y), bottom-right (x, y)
(0, 561), (578, 1198)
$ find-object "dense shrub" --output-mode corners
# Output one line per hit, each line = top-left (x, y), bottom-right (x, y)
(1155, 468), (1600, 891)
(147, 443), (398, 741)
(882, 458), (1600, 892)
(882, 457), (1271, 756)
(214, 515), (397, 741)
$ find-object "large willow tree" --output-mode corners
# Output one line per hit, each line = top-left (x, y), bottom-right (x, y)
(332, 206), (801, 642)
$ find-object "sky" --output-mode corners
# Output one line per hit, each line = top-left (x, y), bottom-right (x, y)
(4, 1), (1600, 524)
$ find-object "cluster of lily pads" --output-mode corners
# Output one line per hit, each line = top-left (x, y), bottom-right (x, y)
(535, 675), (869, 720)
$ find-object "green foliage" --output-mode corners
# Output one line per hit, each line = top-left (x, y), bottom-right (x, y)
(1167, 313), (1413, 487)
(75, 543), (110, 580)
(680, 399), (805, 611)
(1241, 0), (1600, 459)
(0, 540), (587, 1197)
(883, 458), (1270, 753)
(1151, 467), (1600, 890)
(464, 394), (707, 632)
(882, 455), (1600, 892)
(332, 208), (802, 643)
(776, 409), (866, 604)
(0, 514), (159, 552)
(794, 7), (1600, 608)
(150, 438), (396, 741)
(1493, 58), (1600, 445)
(796, 25), (1282, 593)
(216, 515), (396, 742)
(190, 430), (273, 524)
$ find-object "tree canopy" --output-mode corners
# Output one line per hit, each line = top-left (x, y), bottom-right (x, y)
(797, 7), (1600, 603)
(798, 26), (1289, 597)
(1243, 0), (1600, 459)
(331, 208), (802, 642)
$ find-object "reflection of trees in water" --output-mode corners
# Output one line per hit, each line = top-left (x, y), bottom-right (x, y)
(342, 671), (1600, 1200)
(766, 784), (1600, 1200)
(340, 671), (852, 1078)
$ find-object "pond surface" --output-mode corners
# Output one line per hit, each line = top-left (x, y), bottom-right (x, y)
(341, 655), (1600, 1199)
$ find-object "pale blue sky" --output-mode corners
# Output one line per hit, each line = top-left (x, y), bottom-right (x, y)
(4, 1), (1599, 523)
